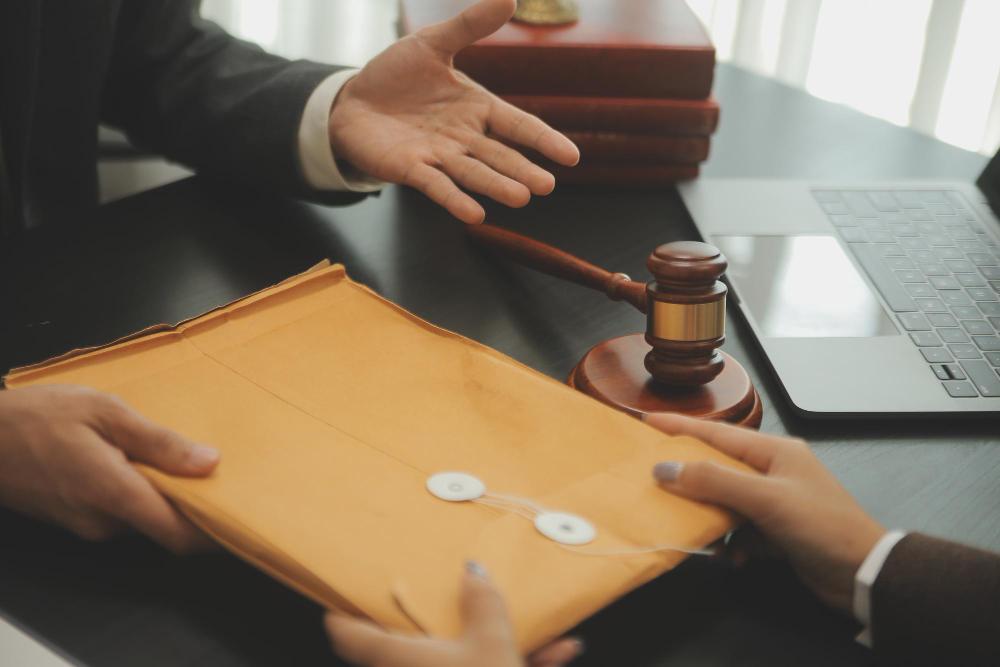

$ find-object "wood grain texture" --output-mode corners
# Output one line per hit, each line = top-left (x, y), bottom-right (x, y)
(568, 334), (761, 428)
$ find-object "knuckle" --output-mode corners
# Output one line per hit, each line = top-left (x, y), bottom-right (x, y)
(70, 516), (117, 542)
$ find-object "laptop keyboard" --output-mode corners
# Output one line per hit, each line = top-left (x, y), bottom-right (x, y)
(813, 189), (1000, 399)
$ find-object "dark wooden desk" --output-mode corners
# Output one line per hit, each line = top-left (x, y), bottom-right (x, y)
(1, 64), (997, 667)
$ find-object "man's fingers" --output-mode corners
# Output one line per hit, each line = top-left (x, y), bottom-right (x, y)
(93, 453), (215, 553)
(419, 0), (516, 56)
(489, 100), (580, 167)
(460, 561), (516, 648)
(469, 134), (555, 195)
(405, 163), (486, 224)
(94, 396), (219, 477)
(441, 154), (531, 208)
(528, 637), (585, 666)
(643, 412), (780, 473)
(653, 459), (774, 521)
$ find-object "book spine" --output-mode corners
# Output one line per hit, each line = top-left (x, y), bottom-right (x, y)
(502, 95), (720, 136)
(563, 132), (710, 163)
(457, 45), (715, 99)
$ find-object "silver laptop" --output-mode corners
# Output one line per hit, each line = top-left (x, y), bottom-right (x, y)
(679, 149), (1000, 416)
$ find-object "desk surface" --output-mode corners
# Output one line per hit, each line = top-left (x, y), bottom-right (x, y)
(1, 64), (998, 667)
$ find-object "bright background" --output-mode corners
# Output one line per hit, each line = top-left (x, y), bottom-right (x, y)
(101, 0), (1000, 201)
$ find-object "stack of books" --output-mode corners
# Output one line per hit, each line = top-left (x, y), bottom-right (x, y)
(401, 0), (718, 187)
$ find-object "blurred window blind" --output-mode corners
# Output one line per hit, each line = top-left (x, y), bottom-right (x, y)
(201, 0), (999, 156)
(687, 0), (1000, 155)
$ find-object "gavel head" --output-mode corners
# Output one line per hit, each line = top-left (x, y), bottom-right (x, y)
(644, 241), (728, 388)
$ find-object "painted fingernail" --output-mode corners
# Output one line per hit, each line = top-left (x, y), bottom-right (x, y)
(653, 461), (684, 483)
(187, 445), (220, 468)
(571, 637), (586, 655)
(465, 560), (489, 580)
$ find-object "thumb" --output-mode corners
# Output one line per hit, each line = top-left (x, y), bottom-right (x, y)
(419, 0), (516, 55)
(460, 561), (515, 648)
(96, 398), (220, 477)
(653, 460), (772, 521)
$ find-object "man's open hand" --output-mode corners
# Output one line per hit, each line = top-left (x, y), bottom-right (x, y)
(327, 0), (580, 224)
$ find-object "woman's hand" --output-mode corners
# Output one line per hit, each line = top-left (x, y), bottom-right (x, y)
(327, 0), (579, 225)
(0, 385), (219, 553)
(646, 413), (886, 613)
(326, 562), (582, 667)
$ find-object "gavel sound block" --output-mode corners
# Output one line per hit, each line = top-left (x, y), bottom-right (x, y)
(468, 225), (762, 429)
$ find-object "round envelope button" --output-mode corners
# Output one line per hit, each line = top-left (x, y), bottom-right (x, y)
(427, 472), (485, 502)
(534, 512), (596, 545)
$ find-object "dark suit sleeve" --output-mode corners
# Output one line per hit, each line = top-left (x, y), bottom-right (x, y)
(871, 533), (1000, 666)
(100, 0), (359, 199)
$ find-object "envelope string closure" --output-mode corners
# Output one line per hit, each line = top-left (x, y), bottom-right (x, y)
(426, 472), (716, 557)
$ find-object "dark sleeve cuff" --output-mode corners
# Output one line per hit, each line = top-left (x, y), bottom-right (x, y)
(871, 532), (1000, 666)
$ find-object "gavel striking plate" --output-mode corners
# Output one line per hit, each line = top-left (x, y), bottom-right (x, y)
(468, 225), (762, 428)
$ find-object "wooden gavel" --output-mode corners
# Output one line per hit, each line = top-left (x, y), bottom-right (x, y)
(468, 225), (762, 428)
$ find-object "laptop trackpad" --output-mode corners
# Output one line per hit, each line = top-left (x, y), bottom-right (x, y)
(714, 235), (900, 338)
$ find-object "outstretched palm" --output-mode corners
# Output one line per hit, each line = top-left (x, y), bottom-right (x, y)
(328, 0), (580, 224)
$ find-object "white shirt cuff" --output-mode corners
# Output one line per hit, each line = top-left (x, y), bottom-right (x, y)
(853, 529), (907, 648)
(297, 69), (384, 193)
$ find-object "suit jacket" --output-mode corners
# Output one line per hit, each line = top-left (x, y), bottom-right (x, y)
(0, 0), (358, 236)
(872, 533), (1000, 666)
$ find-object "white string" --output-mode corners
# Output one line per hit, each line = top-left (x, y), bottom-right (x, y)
(469, 490), (715, 558)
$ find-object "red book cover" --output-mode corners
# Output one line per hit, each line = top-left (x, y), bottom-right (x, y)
(400, 0), (716, 99)
(502, 94), (720, 135)
(561, 131), (710, 163)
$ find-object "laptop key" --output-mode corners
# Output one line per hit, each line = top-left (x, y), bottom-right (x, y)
(942, 380), (978, 397)
(868, 191), (899, 211)
(958, 360), (1000, 396)
(881, 244), (906, 257)
(916, 298), (947, 313)
(944, 363), (967, 379)
(910, 332), (942, 346)
(968, 253), (997, 266)
(945, 259), (977, 273)
(940, 292), (973, 308)
(931, 364), (951, 380)
(957, 274), (987, 287)
(907, 210), (933, 221)
(939, 328), (970, 344)
(895, 270), (926, 283)
(963, 320), (994, 335)
(979, 302), (1000, 317)
(973, 336), (1000, 351)
(822, 202), (849, 215)
(968, 288), (998, 301)
(948, 344), (982, 359)
(981, 267), (1000, 280)
(922, 348), (953, 363)
(918, 263), (950, 276)
(890, 223), (919, 237)
(929, 276), (961, 289)
(843, 191), (879, 217)
(829, 214), (856, 226)
(952, 306), (982, 319)
(990, 317), (1000, 330)
(914, 222), (940, 235)
(868, 231), (895, 244)
(935, 247), (966, 259)
(898, 313), (931, 330)
(853, 244), (918, 311)
(900, 238), (930, 250)
(905, 284), (936, 298)
(986, 352), (1000, 367)
(895, 191), (924, 208)
(928, 313), (958, 327)
(927, 235), (955, 247)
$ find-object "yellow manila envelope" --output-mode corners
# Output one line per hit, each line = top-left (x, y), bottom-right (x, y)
(4, 263), (749, 651)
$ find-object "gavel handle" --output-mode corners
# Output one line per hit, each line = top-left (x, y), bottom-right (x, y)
(467, 225), (647, 313)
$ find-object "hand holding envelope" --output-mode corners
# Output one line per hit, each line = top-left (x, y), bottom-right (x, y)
(5, 263), (750, 652)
